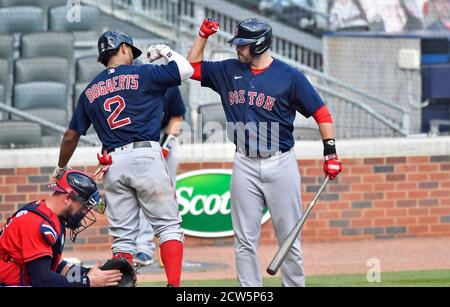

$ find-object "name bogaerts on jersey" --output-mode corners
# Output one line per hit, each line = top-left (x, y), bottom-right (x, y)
(228, 90), (277, 111)
(85, 74), (140, 103)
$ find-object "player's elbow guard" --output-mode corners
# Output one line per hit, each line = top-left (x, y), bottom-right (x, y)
(167, 50), (194, 81)
(176, 58), (194, 81)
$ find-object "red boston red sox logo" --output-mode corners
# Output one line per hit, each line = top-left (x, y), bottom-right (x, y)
(104, 95), (132, 130)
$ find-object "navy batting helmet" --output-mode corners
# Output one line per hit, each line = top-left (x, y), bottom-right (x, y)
(98, 30), (142, 65)
(228, 18), (272, 56)
(48, 170), (106, 242)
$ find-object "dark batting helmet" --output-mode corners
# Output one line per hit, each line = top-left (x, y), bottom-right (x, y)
(228, 18), (273, 56)
(97, 30), (142, 66)
(48, 170), (106, 242)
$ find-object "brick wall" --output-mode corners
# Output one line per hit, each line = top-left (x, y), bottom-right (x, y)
(1, 155), (450, 252)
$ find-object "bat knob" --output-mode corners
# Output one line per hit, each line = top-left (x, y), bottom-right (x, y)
(266, 268), (277, 276)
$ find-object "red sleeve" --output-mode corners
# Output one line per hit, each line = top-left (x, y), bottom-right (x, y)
(313, 105), (333, 124)
(190, 61), (202, 81)
(20, 218), (53, 263)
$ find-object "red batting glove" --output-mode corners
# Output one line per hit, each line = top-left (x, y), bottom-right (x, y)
(94, 151), (113, 181)
(199, 18), (219, 39)
(324, 154), (342, 181)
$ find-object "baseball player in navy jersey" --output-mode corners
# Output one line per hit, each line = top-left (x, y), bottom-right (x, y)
(187, 18), (343, 287)
(53, 31), (194, 287)
(135, 86), (186, 267)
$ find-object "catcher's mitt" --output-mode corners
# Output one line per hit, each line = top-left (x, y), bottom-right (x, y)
(101, 258), (137, 287)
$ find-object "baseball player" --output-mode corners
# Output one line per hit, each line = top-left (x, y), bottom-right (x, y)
(53, 31), (194, 287)
(135, 86), (186, 267)
(0, 170), (122, 287)
(186, 18), (343, 287)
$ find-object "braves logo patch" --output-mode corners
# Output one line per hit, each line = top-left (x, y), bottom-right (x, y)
(40, 222), (59, 246)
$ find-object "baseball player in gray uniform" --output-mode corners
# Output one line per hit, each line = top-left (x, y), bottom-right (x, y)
(135, 87), (186, 267)
(53, 31), (194, 287)
(187, 18), (343, 287)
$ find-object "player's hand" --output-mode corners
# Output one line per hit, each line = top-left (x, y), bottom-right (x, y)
(324, 155), (342, 181)
(87, 265), (123, 288)
(52, 165), (68, 180)
(94, 151), (112, 181)
(199, 18), (219, 39)
(160, 134), (177, 159)
(147, 44), (173, 63)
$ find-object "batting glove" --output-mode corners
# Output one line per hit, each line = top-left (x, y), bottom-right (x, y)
(52, 165), (68, 179)
(94, 151), (113, 181)
(147, 44), (173, 63)
(160, 134), (177, 159)
(324, 155), (342, 181)
(199, 18), (219, 39)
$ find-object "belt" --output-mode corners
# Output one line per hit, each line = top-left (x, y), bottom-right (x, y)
(236, 147), (288, 159)
(108, 141), (154, 154)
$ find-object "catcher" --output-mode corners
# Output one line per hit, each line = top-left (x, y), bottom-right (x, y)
(0, 170), (134, 287)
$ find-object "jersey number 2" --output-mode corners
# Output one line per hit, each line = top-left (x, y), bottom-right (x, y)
(104, 95), (131, 130)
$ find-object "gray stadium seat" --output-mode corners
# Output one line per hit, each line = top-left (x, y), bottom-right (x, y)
(14, 57), (70, 84)
(14, 82), (68, 110)
(0, 6), (44, 34)
(0, 0), (66, 8)
(21, 32), (74, 59)
(49, 5), (101, 33)
(76, 56), (104, 83)
(27, 108), (67, 136)
(0, 34), (14, 61)
(74, 82), (87, 108)
(198, 103), (227, 141)
(0, 120), (42, 148)
(0, 84), (5, 103)
(0, 60), (10, 119)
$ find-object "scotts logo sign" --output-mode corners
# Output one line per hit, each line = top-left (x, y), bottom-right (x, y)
(176, 170), (271, 238)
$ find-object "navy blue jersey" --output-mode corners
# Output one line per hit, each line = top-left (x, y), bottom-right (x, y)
(70, 62), (181, 152)
(201, 58), (325, 153)
(162, 87), (186, 129)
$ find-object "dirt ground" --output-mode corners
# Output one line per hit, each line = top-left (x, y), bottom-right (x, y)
(64, 237), (450, 283)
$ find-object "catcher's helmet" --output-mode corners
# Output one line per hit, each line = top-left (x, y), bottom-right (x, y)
(97, 30), (142, 65)
(48, 170), (106, 242)
(228, 18), (272, 55)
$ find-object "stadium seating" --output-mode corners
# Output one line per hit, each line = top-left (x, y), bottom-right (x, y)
(14, 82), (68, 110)
(198, 103), (227, 142)
(0, 34), (14, 62)
(0, 60), (10, 120)
(0, 0), (66, 8)
(49, 5), (101, 42)
(21, 32), (75, 60)
(14, 57), (70, 84)
(0, 120), (42, 147)
(76, 56), (104, 83)
(74, 56), (103, 105)
(0, 6), (44, 34)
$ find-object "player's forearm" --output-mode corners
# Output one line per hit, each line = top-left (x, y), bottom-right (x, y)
(58, 129), (80, 168)
(318, 123), (335, 141)
(187, 36), (208, 63)
(165, 116), (184, 136)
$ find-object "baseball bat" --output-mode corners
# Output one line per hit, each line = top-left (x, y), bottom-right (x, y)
(266, 176), (330, 276)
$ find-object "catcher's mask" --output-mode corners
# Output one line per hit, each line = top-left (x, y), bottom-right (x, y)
(48, 170), (107, 242)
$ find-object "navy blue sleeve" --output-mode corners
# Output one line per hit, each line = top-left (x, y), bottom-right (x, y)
(291, 70), (325, 118)
(164, 87), (186, 118)
(69, 93), (91, 136)
(201, 61), (227, 92)
(139, 62), (181, 93)
(27, 257), (89, 288)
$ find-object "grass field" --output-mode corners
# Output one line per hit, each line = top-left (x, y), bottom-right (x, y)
(139, 270), (450, 287)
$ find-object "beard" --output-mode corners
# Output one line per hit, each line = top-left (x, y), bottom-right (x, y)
(237, 53), (253, 64)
